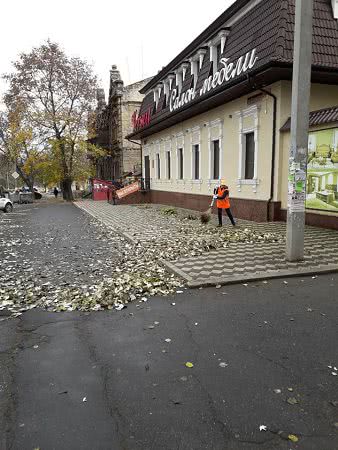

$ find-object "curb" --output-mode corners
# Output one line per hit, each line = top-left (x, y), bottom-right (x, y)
(160, 259), (193, 282)
(187, 265), (338, 288)
(73, 202), (138, 245)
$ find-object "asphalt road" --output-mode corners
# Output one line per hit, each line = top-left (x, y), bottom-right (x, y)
(0, 203), (337, 450)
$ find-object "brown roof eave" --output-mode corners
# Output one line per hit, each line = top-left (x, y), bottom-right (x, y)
(128, 62), (289, 139)
(130, 64), (338, 140)
(139, 0), (251, 94)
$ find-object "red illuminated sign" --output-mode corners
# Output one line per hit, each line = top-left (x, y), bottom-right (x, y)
(132, 108), (151, 131)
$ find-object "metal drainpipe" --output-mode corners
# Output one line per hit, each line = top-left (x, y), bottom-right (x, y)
(259, 88), (277, 222)
(247, 74), (277, 222)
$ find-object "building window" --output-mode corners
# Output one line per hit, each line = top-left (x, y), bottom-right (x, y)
(156, 153), (161, 179)
(175, 71), (183, 93)
(166, 151), (171, 180)
(212, 140), (220, 180)
(216, 43), (222, 65)
(193, 144), (200, 180)
(244, 132), (255, 180)
(177, 148), (184, 180)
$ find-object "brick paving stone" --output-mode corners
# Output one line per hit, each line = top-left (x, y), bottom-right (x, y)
(76, 201), (338, 284)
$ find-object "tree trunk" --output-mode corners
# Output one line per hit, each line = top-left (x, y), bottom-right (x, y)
(16, 164), (34, 193)
(61, 178), (73, 201)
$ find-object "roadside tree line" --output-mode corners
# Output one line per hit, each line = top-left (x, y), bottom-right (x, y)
(0, 40), (103, 200)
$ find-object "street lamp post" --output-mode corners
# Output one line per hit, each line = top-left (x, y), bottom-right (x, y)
(286, 0), (314, 261)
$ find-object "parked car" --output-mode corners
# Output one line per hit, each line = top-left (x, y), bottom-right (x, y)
(0, 197), (13, 213)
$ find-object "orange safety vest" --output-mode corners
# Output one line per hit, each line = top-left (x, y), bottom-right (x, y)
(216, 186), (230, 209)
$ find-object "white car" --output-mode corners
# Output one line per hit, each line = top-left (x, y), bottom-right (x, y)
(0, 197), (13, 213)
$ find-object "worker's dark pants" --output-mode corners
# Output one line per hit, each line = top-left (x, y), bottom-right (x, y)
(218, 208), (235, 226)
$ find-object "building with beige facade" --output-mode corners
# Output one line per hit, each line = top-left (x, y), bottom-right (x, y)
(128, 0), (338, 229)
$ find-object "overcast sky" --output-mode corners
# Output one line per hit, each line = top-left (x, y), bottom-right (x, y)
(0, 0), (236, 102)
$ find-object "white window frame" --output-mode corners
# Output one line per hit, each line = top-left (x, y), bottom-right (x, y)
(164, 138), (172, 180)
(174, 63), (189, 93)
(235, 105), (260, 193)
(189, 49), (207, 87)
(208, 29), (230, 75)
(211, 139), (221, 181)
(332, 0), (338, 19)
(190, 126), (201, 183)
(207, 119), (223, 184)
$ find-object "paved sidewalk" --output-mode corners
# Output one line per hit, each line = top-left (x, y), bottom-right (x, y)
(75, 201), (338, 286)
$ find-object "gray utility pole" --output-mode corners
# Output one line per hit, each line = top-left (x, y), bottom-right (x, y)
(286, 0), (314, 261)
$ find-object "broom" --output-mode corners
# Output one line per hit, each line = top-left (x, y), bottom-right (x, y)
(200, 195), (215, 224)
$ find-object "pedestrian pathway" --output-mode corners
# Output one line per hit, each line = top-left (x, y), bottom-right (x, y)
(76, 201), (338, 286)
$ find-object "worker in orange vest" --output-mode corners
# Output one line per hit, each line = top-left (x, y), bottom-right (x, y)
(213, 180), (236, 227)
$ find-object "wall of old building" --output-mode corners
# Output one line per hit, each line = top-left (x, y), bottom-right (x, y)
(93, 68), (152, 180)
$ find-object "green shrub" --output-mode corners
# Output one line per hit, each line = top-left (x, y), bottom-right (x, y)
(161, 207), (177, 216)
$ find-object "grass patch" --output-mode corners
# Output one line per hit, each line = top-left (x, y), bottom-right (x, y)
(161, 207), (178, 216)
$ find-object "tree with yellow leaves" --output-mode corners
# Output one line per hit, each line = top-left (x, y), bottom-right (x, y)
(0, 102), (42, 192)
(3, 40), (98, 200)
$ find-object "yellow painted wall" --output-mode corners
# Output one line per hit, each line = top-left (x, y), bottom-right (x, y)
(142, 81), (338, 215)
(143, 84), (279, 202)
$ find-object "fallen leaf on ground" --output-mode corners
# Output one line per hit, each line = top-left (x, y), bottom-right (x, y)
(287, 397), (298, 405)
(185, 362), (194, 368)
(288, 434), (299, 443)
(115, 304), (125, 311)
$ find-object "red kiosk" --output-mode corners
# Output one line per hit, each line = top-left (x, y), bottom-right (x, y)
(92, 179), (113, 201)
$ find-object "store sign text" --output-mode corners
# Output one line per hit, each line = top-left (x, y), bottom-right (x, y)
(132, 108), (151, 131)
(169, 48), (258, 112)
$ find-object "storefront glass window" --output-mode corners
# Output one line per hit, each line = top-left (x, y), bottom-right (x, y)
(178, 148), (184, 180)
(166, 151), (171, 180)
(193, 144), (200, 180)
(306, 127), (338, 212)
(216, 44), (222, 66)
(244, 132), (255, 179)
(156, 153), (161, 179)
(213, 140), (220, 180)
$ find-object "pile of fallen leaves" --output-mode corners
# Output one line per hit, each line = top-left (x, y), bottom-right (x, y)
(0, 204), (284, 317)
